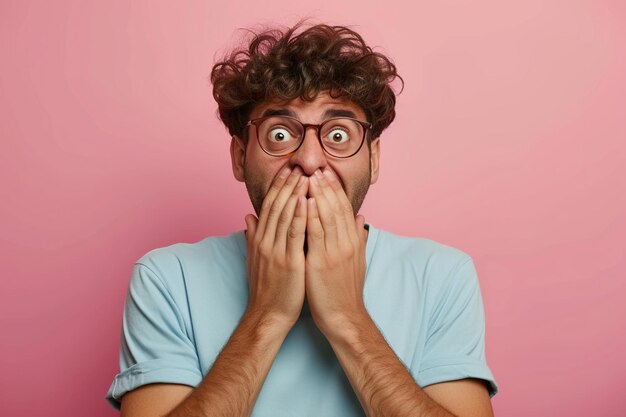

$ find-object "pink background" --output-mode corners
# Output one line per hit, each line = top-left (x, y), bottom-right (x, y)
(1, 1), (624, 416)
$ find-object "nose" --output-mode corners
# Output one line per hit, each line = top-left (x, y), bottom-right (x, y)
(288, 127), (328, 176)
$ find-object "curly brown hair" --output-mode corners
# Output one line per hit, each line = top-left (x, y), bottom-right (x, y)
(210, 23), (402, 142)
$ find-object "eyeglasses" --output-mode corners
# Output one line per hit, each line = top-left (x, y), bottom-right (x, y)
(246, 115), (372, 158)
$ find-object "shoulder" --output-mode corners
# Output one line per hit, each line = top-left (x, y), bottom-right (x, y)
(131, 231), (246, 289)
(366, 225), (479, 302)
(368, 225), (473, 273)
(139, 230), (245, 263)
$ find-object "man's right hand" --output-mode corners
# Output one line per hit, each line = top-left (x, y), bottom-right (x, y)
(124, 170), (308, 417)
(244, 166), (309, 329)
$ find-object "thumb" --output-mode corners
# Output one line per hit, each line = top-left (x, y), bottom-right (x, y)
(355, 214), (366, 241)
(244, 214), (258, 241)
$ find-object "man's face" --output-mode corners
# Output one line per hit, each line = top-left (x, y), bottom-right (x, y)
(230, 92), (381, 217)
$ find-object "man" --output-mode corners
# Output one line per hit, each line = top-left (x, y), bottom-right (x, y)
(107, 23), (498, 417)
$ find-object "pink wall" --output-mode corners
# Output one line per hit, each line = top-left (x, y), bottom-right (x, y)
(1, 1), (624, 416)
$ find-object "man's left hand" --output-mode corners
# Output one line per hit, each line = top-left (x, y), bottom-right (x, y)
(305, 168), (369, 338)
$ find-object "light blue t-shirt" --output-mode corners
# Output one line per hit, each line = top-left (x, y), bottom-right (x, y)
(106, 225), (498, 414)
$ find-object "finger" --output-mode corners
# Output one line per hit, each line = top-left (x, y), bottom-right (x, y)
(255, 166), (292, 238)
(321, 169), (354, 239)
(274, 191), (300, 251)
(306, 198), (325, 251)
(355, 214), (367, 243)
(275, 177), (308, 249)
(244, 214), (258, 242)
(259, 168), (303, 243)
(324, 169), (355, 220)
(244, 214), (259, 257)
(286, 196), (307, 257)
(309, 170), (338, 247)
(265, 172), (306, 243)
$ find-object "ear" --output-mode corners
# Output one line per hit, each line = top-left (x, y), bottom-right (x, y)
(369, 138), (380, 185)
(230, 136), (246, 182)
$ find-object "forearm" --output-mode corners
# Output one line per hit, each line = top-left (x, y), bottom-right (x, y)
(165, 308), (291, 417)
(165, 166), (306, 417)
(325, 314), (456, 417)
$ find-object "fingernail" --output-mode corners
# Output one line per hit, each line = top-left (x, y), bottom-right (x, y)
(279, 167), (291, 178)
(315, 169), (323, 178)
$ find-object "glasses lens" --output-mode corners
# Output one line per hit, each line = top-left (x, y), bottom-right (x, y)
(320, 118), (364, 157)
(257, 116), (303, 155)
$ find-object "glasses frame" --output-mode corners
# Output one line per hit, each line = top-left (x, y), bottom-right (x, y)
(246, 115), (373, 158)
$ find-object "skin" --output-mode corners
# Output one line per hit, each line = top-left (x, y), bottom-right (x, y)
(237, 93), (378, 219)
(120, 92), (494, 417)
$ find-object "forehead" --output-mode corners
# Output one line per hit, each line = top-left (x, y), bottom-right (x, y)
(249, 92), (367, 122)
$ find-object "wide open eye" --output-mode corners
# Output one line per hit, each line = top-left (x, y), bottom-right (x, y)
(268, 127), (294, 142)
(325, 128), (350, 144)
(257, 116), (303, 155)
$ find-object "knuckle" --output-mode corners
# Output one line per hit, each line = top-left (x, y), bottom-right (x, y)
(342, 244), (355, 256)
(332, 200), (343, 214)
(274, 257), (287, 269)
(287, 224), (301, 239)
(311, 228), (325, 240)
(268, 201), (283, 218)
(276, 212), (290, 229)
(261, 197), (273, 212)
(258, 240), (272, 256)
(341, 201), (353, 216)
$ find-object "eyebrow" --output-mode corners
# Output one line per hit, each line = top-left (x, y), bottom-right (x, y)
(322, 109), (358, 119)
(260, 108), (358, 119)
(260, 108), (297, 118)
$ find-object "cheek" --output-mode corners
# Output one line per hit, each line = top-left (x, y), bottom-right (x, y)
(328, 157), (370, 184)
(245, 157), (289, 193)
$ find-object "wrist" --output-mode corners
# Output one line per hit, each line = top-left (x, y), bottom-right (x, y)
(318, 308), (372, 345)
(242, 305), (296, 338)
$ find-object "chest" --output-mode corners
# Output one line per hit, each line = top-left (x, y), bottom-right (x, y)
(183, 262), (429, 416)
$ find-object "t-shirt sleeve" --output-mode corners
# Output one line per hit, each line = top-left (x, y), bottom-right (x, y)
(414, 257), (498, 397)
(106, 261), (203, 409)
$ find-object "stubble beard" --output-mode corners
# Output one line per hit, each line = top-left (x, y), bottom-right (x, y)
(244, 161), (372, 220)
(245, 170), (369, 256)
